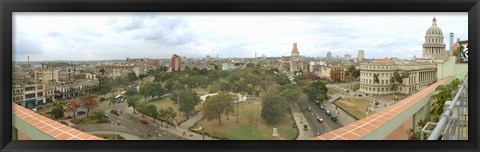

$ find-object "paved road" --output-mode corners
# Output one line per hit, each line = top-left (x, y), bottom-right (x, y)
(75, 101), (186, 140)
(299, 99), (342, 136)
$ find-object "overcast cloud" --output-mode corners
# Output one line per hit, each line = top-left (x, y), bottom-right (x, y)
(13, 12), (468, 61)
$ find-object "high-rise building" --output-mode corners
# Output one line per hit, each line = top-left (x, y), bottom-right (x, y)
(357, 50), (365, 60)
(171, 54), (182, 71)
(327, 52), (332, 59)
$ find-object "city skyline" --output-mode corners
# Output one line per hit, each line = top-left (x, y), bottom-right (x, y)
(13, 12), (468, 62)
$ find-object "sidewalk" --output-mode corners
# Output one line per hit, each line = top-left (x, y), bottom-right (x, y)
(85, 131), (143, 140)
(325, 95), (358, 126)
(124, 106), (218, 140)
(291, 107), (313, 140)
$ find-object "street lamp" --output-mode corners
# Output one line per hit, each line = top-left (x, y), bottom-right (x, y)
(111, 121), (115, 140)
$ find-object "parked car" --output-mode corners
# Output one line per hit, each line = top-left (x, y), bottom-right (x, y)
(104, 114), (109, 118)
(64, 115), (73, 119)
(325, 110), (331, 116)
(140, 118), (148, 124)
(319, 105), (325, 110)
(116, 120), (120, 125)
(76, 110), (86, 115)
(317, 116), (324, 123)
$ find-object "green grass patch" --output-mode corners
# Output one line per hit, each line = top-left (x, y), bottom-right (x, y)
(333, 97), (376, 120)
(327, 87), (344, 95)
(194, 99), (298, 140)
(149, 96), (203, 125)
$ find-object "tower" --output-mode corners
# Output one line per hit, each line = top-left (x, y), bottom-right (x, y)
(449, 33), (454, 56)
(290, 43), (300, 72)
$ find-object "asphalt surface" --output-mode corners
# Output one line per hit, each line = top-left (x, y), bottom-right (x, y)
(75, 101), (186, 140)
(299, 99), (343, 136)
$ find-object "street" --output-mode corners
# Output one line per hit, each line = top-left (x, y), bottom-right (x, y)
(299, 99), (342, 136)
(75, 102), (186, 140)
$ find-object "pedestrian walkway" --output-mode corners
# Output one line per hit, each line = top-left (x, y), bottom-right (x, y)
(179, 111), (204, 130)
(63, 119), (76, 126)
(124, 106), (218, 140)
(85, 131), (143, 140)
(291, 107), (313, 140)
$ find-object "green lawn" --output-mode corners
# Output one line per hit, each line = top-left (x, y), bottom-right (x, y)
(333, 97), (376, 120)
(337, 83), (360, 91)
(193, 99), (298, 140)
(378, 94), (408, 101)
(149, 96), (203, 125)
(327, 87), (344, 95)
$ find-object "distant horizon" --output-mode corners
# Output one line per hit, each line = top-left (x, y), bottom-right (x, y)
(14, 12), (468, 62)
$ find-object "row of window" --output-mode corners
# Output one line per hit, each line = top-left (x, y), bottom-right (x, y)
(426, 38), (442, 43)
(361, 66), (394, 70)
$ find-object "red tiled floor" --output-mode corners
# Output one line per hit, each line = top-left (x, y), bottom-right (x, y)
(342, 132), (360, 140)
(13, 104), (105, 140)
(309, 77), (454, 140)
(351, 128), (369, 136)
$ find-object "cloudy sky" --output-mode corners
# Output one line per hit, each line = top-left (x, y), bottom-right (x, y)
(13, 12), (467, 61)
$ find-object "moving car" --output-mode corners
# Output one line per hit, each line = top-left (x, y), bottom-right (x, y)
(64, 115), (73, 119)
(317, 116), (324, 123)
(307, 106), (312, 112)
(331, 115), (337, 121)
(104, 114), (109, 118)
(116, 120), (120, 125)
(325, 110), (331, 116)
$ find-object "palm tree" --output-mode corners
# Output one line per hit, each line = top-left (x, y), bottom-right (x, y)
(50, 100), (65, 120)
(373, 74), (380, 104)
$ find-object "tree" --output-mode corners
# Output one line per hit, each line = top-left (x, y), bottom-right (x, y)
(92, 110), (106, 121)
(50, 100), (65, 120)
(99, 68), (106, 75)
(280, 88), (303, 106)
(430, 80), (459, 122)
(373, 73), (380, 101)
(390, 70), (409, 95)
(136, 101), (148, 117)
(178, 89), (201, 117)
(165, 107), (177, 126)
(261, 94), (288, 125)
(81, 93), (98, 117)
(67, 99), (83, 121)
(145, 104), (158, 121)
(203, 93), (238, 125)
(126, 72), (138, 82)
(304, 80), (328, 101)
(158, 108), (168, 127)
(127, 95), (141, 114)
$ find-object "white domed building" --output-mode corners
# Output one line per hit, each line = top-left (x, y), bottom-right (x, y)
(422, 18), (448, 59)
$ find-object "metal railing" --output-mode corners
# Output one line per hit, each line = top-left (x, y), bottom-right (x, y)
(425, 75), (468, 140)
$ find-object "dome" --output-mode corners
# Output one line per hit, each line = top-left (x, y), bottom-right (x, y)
(425, 18), (443, 36)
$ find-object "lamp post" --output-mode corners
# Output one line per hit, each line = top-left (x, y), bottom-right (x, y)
(111, 121), (115, 140)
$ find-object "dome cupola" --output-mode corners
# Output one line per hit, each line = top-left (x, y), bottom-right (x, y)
(425, 17), (444, 37)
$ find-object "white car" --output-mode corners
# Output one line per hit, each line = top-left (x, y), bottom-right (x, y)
(317, 116), (324, 123)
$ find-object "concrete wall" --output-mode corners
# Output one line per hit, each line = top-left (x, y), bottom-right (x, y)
(18, 130), (32, 140)
(437, 56), (468, 80)
(384, 116), (413, 140)
(358, 78), (452, 140)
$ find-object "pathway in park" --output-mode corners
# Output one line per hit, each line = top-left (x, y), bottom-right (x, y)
(291, 107), (314, 140)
